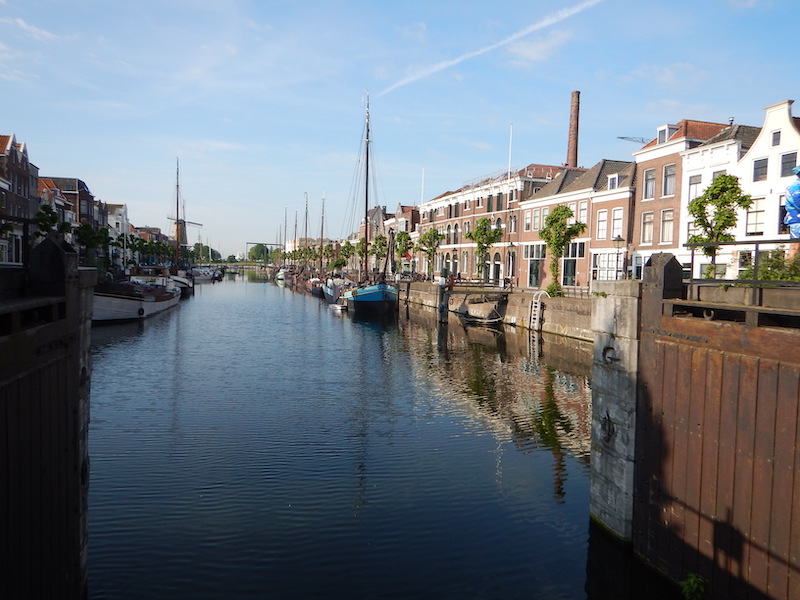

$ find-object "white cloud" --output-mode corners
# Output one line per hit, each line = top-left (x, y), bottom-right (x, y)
(378, 0), (605, 96)
(0, 17), (58, 41)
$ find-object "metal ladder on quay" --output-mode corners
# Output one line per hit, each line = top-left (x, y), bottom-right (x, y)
(529, 290), (549, 332)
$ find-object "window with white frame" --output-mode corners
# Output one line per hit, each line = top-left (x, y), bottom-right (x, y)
(464, 221), (471, 235)
(641, 212), (654, 244)
(662, 164), (676, 196)
(746, 198), (764, 236)
(611, 207), (623, 238)
(532, 208), (540, 231)
(781, 152), (797, 177)
(568, 202), (577, 225)
(562, 242), (585, 286)
(753, 158), (768, 182)
(688, 174), (702, 199)
(592, 252), (623, 281)
(453, 224), (460, 244)
(596, 210), (608, 239)
(465, 198), (470, 210)
(608, 174), (619, 190)
(643, 169), (655, 199)
(524, 243), (546, 288)
(509, 216), (517, 234)
(578, 200), (588, 225)
(524, 210), (531, 232)
(712, 170), (726, 181)
(772, 130), (781, 146)
(477, 197), (483, 208)
(660, 209), (674, 244)
(541, 206), (549, 223)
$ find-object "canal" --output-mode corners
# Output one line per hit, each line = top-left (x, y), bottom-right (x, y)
(86, 273), (625, 599)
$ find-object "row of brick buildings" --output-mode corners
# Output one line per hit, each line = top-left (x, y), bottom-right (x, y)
(0, 134), (172, 265)
(363, 99), (798, 290)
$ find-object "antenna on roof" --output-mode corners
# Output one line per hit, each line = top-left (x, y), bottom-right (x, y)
(617, 136), (648, 144)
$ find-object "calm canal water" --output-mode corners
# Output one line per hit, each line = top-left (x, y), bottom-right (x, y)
(88, 273), (597, 599)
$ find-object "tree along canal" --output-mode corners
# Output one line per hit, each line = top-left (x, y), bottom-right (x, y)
(87, 272), (672, 599)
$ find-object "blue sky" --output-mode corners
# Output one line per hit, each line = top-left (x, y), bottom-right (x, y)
(1, 0), (793, 257)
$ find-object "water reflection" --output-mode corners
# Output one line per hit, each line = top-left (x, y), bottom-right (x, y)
(88, 280), (614, 599)
(400, 305), (592, 502)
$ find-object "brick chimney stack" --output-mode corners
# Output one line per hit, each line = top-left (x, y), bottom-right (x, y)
(567, 90), (580, 168)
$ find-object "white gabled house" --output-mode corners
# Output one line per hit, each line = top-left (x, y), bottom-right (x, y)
(681, 99), (800, 278)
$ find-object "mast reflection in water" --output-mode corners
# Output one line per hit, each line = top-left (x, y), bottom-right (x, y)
(89, 276), (593, 599)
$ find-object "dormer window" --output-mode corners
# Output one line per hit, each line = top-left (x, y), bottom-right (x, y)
(608, 174), (619, 190)
(657, 125), (679, 144)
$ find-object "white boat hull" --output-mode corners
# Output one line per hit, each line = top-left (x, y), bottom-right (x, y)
(93, 289), (181, 322)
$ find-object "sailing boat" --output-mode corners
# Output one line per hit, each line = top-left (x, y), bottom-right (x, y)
(165, 159), (196, 296)
(341, 94), (398, 315)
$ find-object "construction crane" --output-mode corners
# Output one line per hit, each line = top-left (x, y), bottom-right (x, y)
(617, 136), (649, 144)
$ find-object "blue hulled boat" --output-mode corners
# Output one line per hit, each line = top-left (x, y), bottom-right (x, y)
(342, 282), (397, 315)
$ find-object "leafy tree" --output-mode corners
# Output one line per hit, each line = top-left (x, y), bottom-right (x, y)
(248, 243), (267, 262)
(688, 173), (752, 276)
(737, 248), (800, 283)
(355, 237), (367, 260)
(538, 205), (586, 296)
(394, 230), (412, 272)
(329, 257), (346, 273)
(340, 240), (355, 261)
(415, 228), (443, 279)
(464, 217), (504, 279)
(34, 204), (60, 238)
(371, 233), (388, 262)
(74, 223), (113, 268)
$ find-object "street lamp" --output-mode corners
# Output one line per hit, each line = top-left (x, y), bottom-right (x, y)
(612, 235), (625, 280)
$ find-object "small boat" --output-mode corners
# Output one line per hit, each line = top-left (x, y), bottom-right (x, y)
(93, 279), (181, 323)
(342, 282), (398, 315)
(309, 277), (325, 299)
(322, 277), (343, 304)
(129, 265), (193, 298)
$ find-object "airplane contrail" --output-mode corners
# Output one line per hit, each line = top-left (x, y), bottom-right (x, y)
(377, 0), (605, 97)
